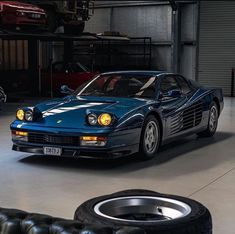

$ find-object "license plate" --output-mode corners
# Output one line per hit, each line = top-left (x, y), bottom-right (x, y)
(31, 13), (41, 19)
(43, 147), (62, 156)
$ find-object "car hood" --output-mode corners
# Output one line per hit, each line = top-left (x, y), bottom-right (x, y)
(34, 96), (153, 129)
(1, 1), (45, 13)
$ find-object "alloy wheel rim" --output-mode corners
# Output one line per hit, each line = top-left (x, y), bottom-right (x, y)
(144, 121), (158, 154)
(209, 106), (218, 132)
(93, 196), (192, 223)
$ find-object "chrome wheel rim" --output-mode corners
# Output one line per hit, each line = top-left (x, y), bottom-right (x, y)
(0, 91), (6, 103)
(144, 121), (158, 154)
(93, 196), (192, 223)
(209, 105), (218, 132)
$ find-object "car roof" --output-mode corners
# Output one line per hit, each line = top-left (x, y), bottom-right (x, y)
(101, 70), (168, 76)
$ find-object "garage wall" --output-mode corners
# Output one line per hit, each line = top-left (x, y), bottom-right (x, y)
(85, 8), (112, 33)
(85, 4), (172, 71)
(180, 3), (198, 80)
(198, 1), (235, 96)
(85, 2), (198, 79)
(0, 40), (28, 70)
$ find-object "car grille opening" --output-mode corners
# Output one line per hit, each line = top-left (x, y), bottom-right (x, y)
(28, 133), (80, 146)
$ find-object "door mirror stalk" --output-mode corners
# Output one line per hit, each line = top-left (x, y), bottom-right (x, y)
(60, 85), (74, 95)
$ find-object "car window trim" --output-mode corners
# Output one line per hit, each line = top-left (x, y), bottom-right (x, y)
(175, 75), (195, 95)
(160, 75), (181, 93)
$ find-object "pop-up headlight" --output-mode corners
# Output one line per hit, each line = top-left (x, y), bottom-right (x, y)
(16, 109), (25, 121)
(25, 110), (33, 121)
(87, 113), (114, 126)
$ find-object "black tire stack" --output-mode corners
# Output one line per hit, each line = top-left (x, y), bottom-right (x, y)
(74, 190), (212, 234)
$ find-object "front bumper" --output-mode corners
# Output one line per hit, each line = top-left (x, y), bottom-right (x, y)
(12, 143), (139, 159)
(1, 13), (46, 26)
(11, 125), (141, 159)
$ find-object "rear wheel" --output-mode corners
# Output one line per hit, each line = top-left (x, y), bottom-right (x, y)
(197, 101), (218, 137)
(138, 115), (161, 160)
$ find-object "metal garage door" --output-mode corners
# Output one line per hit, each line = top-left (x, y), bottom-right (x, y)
(198, 1), (235, 96)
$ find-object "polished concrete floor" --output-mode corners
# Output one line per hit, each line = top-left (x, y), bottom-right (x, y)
(0, 98), (235, 234)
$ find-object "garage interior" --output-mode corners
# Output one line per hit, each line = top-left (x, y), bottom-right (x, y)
(0, 1), (235, 234)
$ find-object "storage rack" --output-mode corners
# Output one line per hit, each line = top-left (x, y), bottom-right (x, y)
(72, 37), (152, 71)
(0, 29), (151, 97)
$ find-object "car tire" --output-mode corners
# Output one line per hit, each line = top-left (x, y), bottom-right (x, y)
(197, 101), (218, 137)
(116, 227), (146, 234)
(80, 225), (145, 234)
(74, 190), (212, 234)
(110, 189), (161, 197)
(138, 115), (161, 160)
(64, 21), (85, 35)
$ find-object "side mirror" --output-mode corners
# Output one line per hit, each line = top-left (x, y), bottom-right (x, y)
(60, 85), (74, 95)
(159, 90), (182, 100)
(167, 90), (182, 98)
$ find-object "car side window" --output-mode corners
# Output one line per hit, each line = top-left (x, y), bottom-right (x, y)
(176, 76), (192, 95)
(160, 76), (181, 95)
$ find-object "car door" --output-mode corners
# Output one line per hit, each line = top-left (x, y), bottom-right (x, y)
(158, 75), (188, 138)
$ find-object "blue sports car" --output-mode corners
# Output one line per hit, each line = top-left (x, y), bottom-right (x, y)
(10, 71), (224, 160)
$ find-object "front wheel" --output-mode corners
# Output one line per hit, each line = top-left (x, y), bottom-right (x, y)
(138, 115), (161, 160)
(197, 101), (218, 137)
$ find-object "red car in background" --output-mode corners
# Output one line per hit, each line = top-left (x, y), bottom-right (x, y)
(0, 1), (46, 28)
(41, 61), (99, 96)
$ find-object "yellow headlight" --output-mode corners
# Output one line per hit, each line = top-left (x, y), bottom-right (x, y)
(98, 113), (112, 126)
(16, 109), (24, 121)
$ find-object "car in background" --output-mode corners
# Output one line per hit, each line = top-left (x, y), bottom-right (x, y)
(11, 71), (223, 160)
(0, 1), (46, 29)
(41, 61), (99, 96)
(25, 0), (94, 33)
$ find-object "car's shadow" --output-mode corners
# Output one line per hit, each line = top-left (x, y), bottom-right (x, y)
(19, 132), (234, 176)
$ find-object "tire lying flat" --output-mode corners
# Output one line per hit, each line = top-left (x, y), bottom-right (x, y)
(74, 190), (212, 234)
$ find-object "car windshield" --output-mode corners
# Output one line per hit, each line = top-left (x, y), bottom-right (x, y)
(76, 73), (157, 99)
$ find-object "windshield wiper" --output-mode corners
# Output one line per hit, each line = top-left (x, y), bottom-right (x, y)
(81, 90), (105, 96)
(128, 94), (153, 99)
